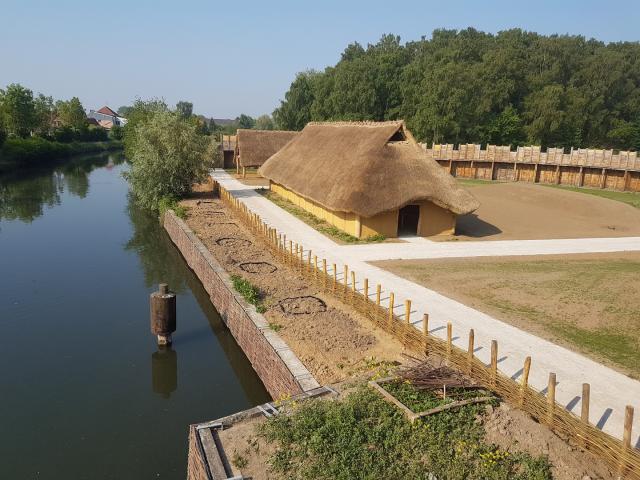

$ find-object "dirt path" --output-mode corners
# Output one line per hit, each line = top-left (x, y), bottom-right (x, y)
(456, 182), (640, 240)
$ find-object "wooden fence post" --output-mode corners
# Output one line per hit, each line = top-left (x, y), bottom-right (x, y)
(323, 259), (328, 286)
(343, 265), (348, 293)
(423, 314), (429, 352)
(405, 300), (411, 325)
(314, 255), (318, 277)
(446, 323), (453, 358)
(376, 284), (381, 306)
(547, 372), (556, 425)
(490, 340), (498, 387)
(467, 329), (474, 374)
(332, 264), (337, 290)
(364, 278), (369, 301)
(388, 293), (394, 324)
(519, 356), (531, 407)
(621, 405), (634, 474)
(581, 383), (590, 424)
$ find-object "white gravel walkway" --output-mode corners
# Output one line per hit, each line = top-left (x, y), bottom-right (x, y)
(211, 169), (640, 446)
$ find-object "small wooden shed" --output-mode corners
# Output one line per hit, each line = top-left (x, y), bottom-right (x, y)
(259, 121), (479, 238)
(234, 129), (298, 176)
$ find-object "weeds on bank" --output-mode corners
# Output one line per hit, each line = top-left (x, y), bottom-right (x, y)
(259, 190), (386, 244)
(268, 322), (283, 332)
(231, 451), (248, 469)
(231, 275), (267, 313)
(260, 383), (551, 480)
(158, 196), (188, 219)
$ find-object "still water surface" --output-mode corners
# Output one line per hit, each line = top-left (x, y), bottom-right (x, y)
(0, 154), (269, 479)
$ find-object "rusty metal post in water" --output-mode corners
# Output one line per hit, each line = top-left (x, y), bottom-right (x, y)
(150, 283), (176, 345)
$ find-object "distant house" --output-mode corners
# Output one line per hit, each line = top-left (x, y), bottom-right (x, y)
(234, 129), (298, 176)
(87, 106), (127, 130)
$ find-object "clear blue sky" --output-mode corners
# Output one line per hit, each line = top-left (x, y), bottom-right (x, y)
(1, 0), (639, 119)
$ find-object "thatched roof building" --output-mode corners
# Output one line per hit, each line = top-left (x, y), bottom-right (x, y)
(259, 121), (479, 238)
(234, 129), (298, 169)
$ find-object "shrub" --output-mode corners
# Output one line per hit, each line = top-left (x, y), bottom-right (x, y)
(124, 111), (216, 211)
(158, 196), (188, 219)
(53, 126), (75, 143)
(110, 124), (124, 141)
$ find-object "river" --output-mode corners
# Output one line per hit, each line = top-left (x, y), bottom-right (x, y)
(0, 153), (269, 479)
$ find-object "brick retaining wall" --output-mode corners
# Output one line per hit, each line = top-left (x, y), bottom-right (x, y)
(163, 211), (319, 400)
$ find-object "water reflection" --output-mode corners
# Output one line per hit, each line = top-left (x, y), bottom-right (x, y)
(152, 345), (178, 398)
(0, 152), (124, 223)
(125, 198), (188, 294)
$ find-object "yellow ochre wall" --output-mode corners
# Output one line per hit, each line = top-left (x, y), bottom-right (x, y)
(270, 182), (456, 238)
(417, 201), (456, 236)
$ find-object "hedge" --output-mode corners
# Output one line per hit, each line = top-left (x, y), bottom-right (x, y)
(0, 137), (123, 171)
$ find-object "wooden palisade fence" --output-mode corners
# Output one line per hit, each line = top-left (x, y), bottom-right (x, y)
(215, 183), (639, 478)
(424, 143), (640, 192)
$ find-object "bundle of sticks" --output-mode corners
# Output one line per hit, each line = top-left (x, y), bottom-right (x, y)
(397, 356), (476, 392)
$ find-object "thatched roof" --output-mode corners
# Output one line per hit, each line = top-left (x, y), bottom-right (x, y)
(235, 129), (298, 168)
(259, 121), (479, 217)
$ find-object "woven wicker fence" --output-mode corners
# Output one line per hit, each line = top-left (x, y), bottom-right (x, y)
(216, 183), (639, 479)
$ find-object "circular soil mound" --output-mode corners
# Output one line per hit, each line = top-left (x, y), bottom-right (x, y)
(279, 296), (327, 315)
(216, 237), (252, 248)
(239, 262), (277, 274)
(208, 222), (238, 227)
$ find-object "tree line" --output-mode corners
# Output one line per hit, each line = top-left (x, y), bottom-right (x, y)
(273, 29), (640, 150)
(0, 83), (113, 147)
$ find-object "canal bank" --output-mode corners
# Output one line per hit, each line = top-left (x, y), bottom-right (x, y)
(0, 154), (269, 479)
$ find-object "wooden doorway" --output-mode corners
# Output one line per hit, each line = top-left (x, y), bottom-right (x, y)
(398, 204), (420, 236)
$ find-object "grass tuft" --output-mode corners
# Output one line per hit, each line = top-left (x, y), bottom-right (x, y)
(158, 196), (188, 219)
(231, 274), (266, 313)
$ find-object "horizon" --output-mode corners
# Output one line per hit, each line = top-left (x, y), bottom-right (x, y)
(1, 0), (639, 119)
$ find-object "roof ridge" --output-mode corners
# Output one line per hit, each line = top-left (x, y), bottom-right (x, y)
(237, 128), (298, 133)
(306, 120), (405, 127)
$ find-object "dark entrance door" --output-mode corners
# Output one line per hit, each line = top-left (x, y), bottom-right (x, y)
(397, 204), (420, 236)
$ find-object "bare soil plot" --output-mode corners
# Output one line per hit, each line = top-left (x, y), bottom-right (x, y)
(181, 188), (405, 385)
(454, 182), (640, 240)
(373, 252), (640, 378)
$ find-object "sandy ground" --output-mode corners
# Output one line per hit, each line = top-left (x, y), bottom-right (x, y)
(181, 184), (618, 479)
(373, 252), (640, 378)
(182, 188), (406, 385)
(455, 182), (640, 240)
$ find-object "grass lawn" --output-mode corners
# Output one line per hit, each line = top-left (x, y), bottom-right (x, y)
(260, 383), (550, 479)
(373, 252), (640, 378)
(540, 184), (640, 209)
(258, 189), (387, 244)
(456, 178), (501, 187)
